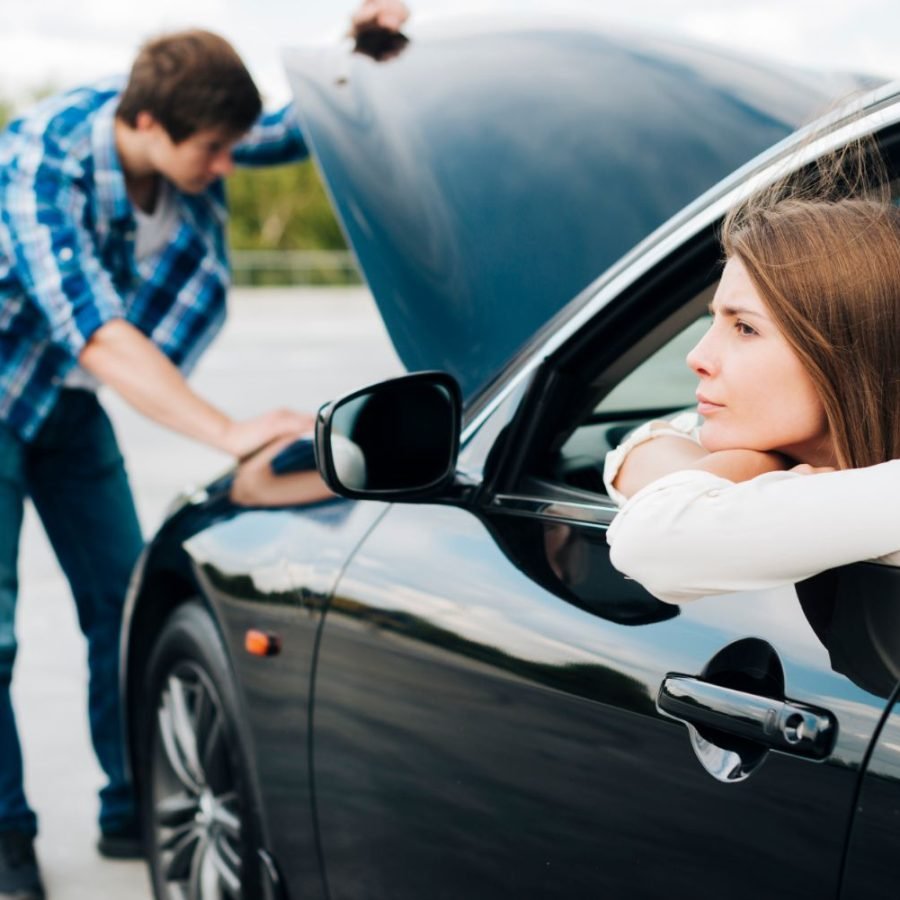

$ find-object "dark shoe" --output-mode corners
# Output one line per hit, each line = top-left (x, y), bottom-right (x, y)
(97, 820), (144, 860)
(0, 830), (44, 899)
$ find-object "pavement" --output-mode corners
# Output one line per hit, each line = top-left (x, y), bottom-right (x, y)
(12, 286), (401, 899)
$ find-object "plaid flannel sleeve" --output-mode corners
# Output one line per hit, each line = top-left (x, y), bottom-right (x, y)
(232, 103), (309, 167)
(3, 161), (125, 360)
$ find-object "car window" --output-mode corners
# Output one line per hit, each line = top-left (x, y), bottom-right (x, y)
(594, 315), (709, 416)
(496, 266), (719, 501)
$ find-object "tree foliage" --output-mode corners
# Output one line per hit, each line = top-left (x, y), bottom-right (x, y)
(0, 97), (14, 130)
(226, 161), (348, 251)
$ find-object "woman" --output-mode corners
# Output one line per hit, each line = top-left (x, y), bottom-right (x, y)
(604, 167), (900, 603)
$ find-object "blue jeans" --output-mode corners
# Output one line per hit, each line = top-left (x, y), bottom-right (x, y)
(0, 390), (144, 836)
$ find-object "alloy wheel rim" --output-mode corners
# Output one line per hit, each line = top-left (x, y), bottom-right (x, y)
(152, 663), (244, 899)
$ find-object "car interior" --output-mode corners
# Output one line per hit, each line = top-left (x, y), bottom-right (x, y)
(495, 227), (724, 507)
(552, 290), (713, 495)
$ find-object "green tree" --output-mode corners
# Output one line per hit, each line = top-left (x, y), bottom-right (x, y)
(0, 97), (14, 130)
(227, 161), (347, 251)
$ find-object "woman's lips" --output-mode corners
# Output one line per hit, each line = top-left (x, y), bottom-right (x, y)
(696, 394), (724, 416)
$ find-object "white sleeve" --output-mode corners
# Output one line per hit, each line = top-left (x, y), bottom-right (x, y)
(603, 411), (702, 505)
(606, 461), (900, 604)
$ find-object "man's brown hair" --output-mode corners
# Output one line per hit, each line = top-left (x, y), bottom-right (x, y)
(117, 29), (262, 143)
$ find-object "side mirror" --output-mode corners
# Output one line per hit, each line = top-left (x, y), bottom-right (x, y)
(315, 371), (462, 500)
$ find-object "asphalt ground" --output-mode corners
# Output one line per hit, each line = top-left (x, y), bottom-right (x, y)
(13, 286), (401, 898)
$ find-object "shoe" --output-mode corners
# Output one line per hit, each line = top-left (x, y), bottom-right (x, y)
(97, 820), (144, 860)
(0, 830), (44, 899)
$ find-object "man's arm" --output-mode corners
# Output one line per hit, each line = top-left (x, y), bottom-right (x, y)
(4, 164), (309, 458)
(232, 106), (309, 168)
(3, 163), (127, 358)
(80, 320), (312, 458)
(233, 0), (411, 168)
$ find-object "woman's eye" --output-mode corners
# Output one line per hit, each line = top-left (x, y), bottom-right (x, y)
(735, 320), (757, 337)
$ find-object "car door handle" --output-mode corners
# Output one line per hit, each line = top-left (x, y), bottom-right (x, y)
(658, 675), (837, 759)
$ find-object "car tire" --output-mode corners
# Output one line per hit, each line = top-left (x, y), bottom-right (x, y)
(139, 601), (263, 900)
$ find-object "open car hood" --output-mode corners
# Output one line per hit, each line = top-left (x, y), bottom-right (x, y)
(284, 19), (873, 404)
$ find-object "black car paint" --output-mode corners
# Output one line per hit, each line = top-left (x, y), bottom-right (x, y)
(313, 503), (886, 898)
(284, 21), (866, 404)
(124, 488), (385, 900)
(119, 21), (900, 900)
(127, 459), (900, 898)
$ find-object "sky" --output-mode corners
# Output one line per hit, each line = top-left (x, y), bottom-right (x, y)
(2, 1), (899, 110)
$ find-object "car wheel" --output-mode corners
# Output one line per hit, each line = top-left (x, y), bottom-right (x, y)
(140, 602), (262, 900)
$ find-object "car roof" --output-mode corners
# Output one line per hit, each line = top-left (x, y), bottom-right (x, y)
(285, 18), (877, 404)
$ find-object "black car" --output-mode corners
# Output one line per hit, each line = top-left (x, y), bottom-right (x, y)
(121, 19), (899, 900)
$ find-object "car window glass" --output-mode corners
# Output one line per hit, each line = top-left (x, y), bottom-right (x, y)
(529, 287), (714, 498)
(593, 315), (709, 416)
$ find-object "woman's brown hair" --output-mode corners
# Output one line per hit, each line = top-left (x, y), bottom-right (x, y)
(721, 141), (900, 469)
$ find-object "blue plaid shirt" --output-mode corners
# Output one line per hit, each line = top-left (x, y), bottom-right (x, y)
(0, 77), (308, 441)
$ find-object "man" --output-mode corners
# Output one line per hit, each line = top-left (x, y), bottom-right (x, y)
(0, 2), (409, 897)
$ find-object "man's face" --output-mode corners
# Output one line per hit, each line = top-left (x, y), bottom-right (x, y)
(145, 120), (244, 193)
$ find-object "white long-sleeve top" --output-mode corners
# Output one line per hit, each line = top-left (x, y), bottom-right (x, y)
(603, 420), (900, 604)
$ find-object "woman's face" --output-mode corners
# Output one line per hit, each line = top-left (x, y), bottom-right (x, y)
(686, 257), (833, 465)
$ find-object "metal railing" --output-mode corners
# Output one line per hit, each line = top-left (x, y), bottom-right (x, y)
(230, 250), (362, 286)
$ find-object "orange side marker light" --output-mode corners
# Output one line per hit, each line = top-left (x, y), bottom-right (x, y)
(245, 629), (282, 657)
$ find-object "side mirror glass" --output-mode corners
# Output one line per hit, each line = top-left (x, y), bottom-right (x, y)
(316, 371), (462, 499)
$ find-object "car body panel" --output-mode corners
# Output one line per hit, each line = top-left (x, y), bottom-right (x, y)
(181, 497), (389, 896)
(842, 698), (900, 900)
(310, 477), (890, 898)
(284, 20), (870, 403)
(121, 19), (900, 900)
(123, 487), (387, 898)
(817, 563), (900, 900)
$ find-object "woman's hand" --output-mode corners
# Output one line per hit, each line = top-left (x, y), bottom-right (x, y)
(690, 448), (791, 482)
(791, 463), (837, 475)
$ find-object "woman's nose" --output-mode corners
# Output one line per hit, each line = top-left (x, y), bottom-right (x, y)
(686, 327), (716, 377)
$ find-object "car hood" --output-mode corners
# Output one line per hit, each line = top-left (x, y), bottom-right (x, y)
(284, 18), (873, 404)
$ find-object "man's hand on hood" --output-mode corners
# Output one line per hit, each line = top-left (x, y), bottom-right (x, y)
(350, 0), (410, 36)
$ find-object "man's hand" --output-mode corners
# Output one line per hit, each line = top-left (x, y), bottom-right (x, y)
(80, 319), (316, 459)
(220, 410), (315, 460)
(230, 433), (334, 507)
(350, 0), (410, 36)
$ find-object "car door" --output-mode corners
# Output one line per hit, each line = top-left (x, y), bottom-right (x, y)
(167, 494), (388, 897)
(309, 247), (897, 899)
(813, 562), (900, 900)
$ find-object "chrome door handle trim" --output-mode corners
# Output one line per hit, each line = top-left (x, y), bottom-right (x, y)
(658, 674), (837, 760)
